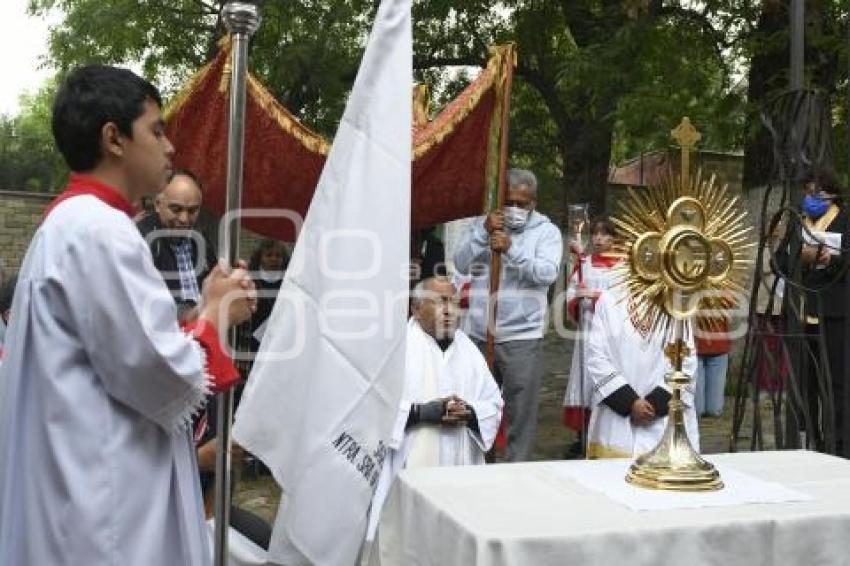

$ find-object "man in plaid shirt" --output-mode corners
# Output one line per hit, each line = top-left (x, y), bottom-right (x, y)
(137, 169), (218, 320)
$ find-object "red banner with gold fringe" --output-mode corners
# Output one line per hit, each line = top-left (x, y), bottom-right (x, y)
(165, 40), (514, 241)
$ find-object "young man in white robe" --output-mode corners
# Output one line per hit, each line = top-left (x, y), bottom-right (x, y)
(366, 276), (503, 550)
(584, 288), (699, 458)
(562, 217), (621, 457)
(0, 65), (256, 566)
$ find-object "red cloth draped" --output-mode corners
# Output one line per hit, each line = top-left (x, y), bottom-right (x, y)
(165, 41), (511, 241)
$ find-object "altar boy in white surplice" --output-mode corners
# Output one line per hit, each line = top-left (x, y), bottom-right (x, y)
(367, 276), (503, 540)
(584, 288), (699, 459)
(0, 65), (256, 566)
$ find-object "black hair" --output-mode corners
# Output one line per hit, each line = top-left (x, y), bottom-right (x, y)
(590, 216), (616, 237)
(819, 172), (844, 204)
(0, 274), (17, 316)
(804, 169), (845, 206)
(249, 239), (290, 272)
(52, 64), (163, 172)
(168, 168), (205, 194)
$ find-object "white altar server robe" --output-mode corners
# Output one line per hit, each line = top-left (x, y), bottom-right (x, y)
(563, 254), (620, 409)
(0, 195), (212, 566)
(585, 289), (699, 458)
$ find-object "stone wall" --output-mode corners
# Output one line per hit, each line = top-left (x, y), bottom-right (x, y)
(0, 190), (281, 277)
(0, 190), (52, 274)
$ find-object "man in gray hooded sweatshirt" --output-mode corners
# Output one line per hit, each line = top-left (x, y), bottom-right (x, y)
(453, 168), (563, 461)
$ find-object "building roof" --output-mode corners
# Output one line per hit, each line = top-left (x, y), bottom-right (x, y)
(609, 149), (743, 187)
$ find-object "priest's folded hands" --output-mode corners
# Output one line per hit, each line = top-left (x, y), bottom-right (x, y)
(409, 395), (474, 427)
(630, 398), (656, 426)
(442, 395), (474, 425)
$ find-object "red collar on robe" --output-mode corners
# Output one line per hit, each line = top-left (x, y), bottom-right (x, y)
(44, 174), (135, 219)
(568, 252), (621, 279)
(590, 253), (620, 269)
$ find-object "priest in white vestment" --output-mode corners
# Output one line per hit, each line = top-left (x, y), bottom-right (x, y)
(0, 65), (254, 566)
(584, 288), (699, 459)
(367, 276), (503, 544)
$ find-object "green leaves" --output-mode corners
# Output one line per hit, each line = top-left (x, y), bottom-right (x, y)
(0, 79), (68, 192)
(18, 0), (758, 207)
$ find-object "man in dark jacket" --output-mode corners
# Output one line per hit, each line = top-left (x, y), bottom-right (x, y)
(137, 168), (217, 319)
(138, 169), (271, 546)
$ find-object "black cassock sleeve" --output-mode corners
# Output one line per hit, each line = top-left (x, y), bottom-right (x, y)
(603, 385), (640, 417)
(645, 386), (673, 418)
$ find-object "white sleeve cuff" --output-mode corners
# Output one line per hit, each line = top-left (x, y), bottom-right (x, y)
(592, 372), (629, 405)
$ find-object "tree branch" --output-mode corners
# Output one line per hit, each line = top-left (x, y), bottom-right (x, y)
(655, 5), (733, 50)
(192, 0), (220, 16)
(653, 4), (735, 88)
(149, 0), (216, 20)
(413, 55), (486, 70)
(515, 60), (571, 142)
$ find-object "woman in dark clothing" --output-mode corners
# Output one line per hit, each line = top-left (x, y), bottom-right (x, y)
(247, 239), (290, 353)
(787, 172), (849, 457)
(232, 239), (290, 483)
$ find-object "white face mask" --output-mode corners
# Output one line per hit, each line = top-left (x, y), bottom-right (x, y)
(503, 206), (530, 230)
(259, 268), (284, 282)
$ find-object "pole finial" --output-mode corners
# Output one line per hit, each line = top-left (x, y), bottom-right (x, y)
(222, 2), (262, 36)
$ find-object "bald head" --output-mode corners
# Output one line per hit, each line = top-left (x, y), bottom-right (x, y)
(155, 172), (202, 229)
(412, 276), (459, 340)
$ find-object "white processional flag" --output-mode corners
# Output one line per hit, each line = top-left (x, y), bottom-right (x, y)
(232, 0), (412, 564)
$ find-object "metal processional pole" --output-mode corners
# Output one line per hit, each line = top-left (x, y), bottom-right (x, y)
(215, 3), (261, 565)
(783, 0), (806, 449)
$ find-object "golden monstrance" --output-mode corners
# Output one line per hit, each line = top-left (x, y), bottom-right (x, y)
(611, 118), (754, 491)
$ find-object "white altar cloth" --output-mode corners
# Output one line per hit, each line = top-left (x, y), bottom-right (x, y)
(551, 458), (810, 511)
(376, 450), (850, 566)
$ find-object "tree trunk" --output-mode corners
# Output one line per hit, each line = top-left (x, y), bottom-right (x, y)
(743, 0), (837, 188)
(743, 2), (787, 189)
(561, 119), (614, 217)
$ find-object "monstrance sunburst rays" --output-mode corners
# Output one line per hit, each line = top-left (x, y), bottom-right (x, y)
(605, 117), (757, 492)
(610, 168), (755, 338)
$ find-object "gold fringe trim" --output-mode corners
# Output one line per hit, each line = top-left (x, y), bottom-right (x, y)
(480, 43), (516, 211)
(587, 442), (633, 460)
(482, 75), (504, 211)
(163, 38), (231, 121)
(412, 84), (430, 129)
(413, 44), (515, 160)
(246, 74), (330, 156)
(166, 36), (513, 163)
